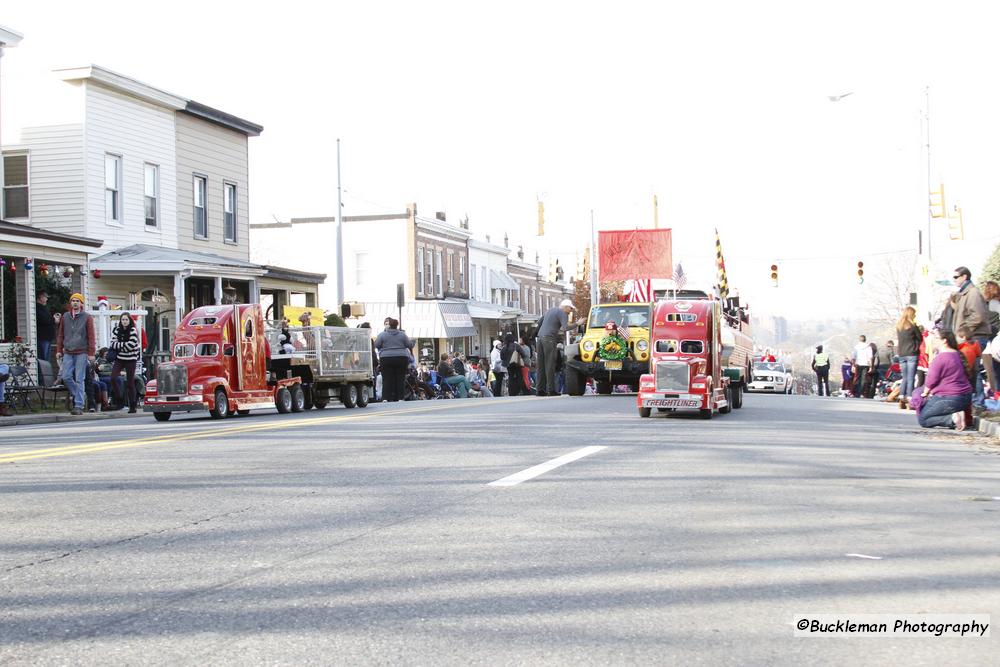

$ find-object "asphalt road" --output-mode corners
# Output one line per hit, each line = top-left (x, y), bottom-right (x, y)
(1, 393), (998, 665)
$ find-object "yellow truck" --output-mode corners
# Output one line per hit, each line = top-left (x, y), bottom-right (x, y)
(564, 302), (652, 395)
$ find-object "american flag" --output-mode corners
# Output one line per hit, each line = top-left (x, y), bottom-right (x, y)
(623, 279), (651, 302)
(619, 319), (631, 341)
(672, 263), (687, 290)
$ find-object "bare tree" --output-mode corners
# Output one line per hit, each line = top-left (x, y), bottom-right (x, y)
(864, 252), (916, 328)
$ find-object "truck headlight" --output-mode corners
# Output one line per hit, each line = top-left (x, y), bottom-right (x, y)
(582, 340), (596, 352)
(190, 384), (203, 391)
(636, 339), (648, 352)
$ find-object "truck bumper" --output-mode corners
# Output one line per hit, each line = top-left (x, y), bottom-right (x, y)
(143, 398), (207, 413)
(637, 393), (706, 409)
(567, 359), (648, 381)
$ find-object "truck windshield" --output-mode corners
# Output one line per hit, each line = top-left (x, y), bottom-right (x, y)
(681, 340), (704, 354)
(174, 344), (195, 358)
(589, 305), (650, 329)
(754, 362), (785, 372)
(197, 343), (219, 357)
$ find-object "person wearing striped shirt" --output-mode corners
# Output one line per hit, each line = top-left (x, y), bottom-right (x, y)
(110, 312), (142, 413)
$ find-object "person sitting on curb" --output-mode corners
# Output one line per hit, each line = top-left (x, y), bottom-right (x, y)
(437, 352), (471, 398)
(916, 330), (973, 430)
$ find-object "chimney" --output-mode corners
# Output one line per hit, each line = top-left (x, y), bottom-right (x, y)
(435, 211), (446, 222)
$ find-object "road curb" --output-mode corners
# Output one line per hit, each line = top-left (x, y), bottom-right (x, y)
(0, 410), (146, 428)
(976, 417), (1000, 439)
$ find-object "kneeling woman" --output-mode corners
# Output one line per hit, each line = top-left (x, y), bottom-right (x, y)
(917, 330), (972, 430)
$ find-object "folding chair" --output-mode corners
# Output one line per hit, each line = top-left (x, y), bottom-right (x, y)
(37, 359), (71, 410)
(5, 365), (43, 413)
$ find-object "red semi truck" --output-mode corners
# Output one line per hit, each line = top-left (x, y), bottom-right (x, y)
(144, 304), (374, 421)
(636, 297), (734, 419)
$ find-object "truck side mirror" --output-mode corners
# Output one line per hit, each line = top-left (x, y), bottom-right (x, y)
(223, 344), (235, 357)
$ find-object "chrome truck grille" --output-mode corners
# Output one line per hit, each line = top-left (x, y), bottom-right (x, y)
(156, 363), (188, 396)
(655, 361), (689, 393)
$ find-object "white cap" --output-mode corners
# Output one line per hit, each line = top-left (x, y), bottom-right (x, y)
(559, 299), (574, 309)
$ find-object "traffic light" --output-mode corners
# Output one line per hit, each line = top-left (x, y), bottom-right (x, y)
(948, 205), (965, 241)
(929, 183), (946, 219)
(770, 263), (778, 287)
(857, 260), (864, 284)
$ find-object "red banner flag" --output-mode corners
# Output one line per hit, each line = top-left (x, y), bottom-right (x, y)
(597, 229), (673, 281)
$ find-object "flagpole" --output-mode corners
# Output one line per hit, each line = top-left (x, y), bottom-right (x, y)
(590, 210), (599, 306)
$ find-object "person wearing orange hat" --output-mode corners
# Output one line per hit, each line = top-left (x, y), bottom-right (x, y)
(56, 293), (96, 415)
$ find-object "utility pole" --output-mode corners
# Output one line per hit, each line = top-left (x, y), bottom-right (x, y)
(336, 138), (344, 306)
(925, 86), (932, 263)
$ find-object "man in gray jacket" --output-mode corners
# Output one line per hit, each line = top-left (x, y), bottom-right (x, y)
(951, 266), (991, 408)
(535, 299), (585, 397)
(55, 293), (96, 415)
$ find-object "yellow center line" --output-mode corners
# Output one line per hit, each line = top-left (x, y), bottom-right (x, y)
(0, 401), (491, 464)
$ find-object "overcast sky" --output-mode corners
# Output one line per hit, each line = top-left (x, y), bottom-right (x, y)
(3, 0), (998, 320)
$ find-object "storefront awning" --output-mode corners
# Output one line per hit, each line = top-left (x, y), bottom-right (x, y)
(466, 301), (520, 320)
(358, 300), (476, 339)
(490, 269), (519, 291)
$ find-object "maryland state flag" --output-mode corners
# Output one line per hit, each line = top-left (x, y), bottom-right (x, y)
(715, 228), (729, 299)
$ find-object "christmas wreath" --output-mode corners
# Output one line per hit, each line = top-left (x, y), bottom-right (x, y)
(598, 334), (628, 361)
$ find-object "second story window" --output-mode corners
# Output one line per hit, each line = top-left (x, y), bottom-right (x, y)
(193, 176), (207, 239)
(459, 256), (466, 292)
(224, 183), (237, 243)
(434, 251), (443, 297)
(2, 153), (28, 219)
(417, 248), (425, 295)
(105, 154), (121, 224)
(144, 164), (159, 228)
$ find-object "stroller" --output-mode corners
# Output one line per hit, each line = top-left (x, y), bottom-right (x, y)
(875, 358), (902, 400)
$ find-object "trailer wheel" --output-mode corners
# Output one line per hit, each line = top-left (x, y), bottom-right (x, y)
(210, 389), (230, 419)
(565, 367), (585, 396)
(355, 383), (370, 408)
(301, 386), (314, 410)
(720, 387), (732, 414)
(341, 384), (358, 408)
(153, 412), (171, 422)
(639, 407), (651, 418)
(290, 384), (305, 413)
(313, 397), (329, 410)
(732, 384), (743, 409)
(276, 387), (292, 414)
(595, 379), (613, 395)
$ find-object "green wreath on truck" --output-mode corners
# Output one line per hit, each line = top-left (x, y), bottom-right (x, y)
(598, 334), (628, 361)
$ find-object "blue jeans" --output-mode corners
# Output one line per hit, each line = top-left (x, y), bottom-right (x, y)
(899, 355), (918, 397)
(61, 353), (89, 409)
(918, 393), (971, 429)
(444, 375), (470, 398)
(972, 337), (991, 408)
(0, 363), (9, 404)
(38, 340), (52, 364)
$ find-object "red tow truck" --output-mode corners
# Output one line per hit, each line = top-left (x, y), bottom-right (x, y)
(144, 304), (374, 421)
(636, 297), (733, 419)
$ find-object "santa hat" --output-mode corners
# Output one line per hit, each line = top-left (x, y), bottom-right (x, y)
(97, 295), (109, 309)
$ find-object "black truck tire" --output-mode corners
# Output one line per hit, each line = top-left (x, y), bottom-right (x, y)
(341, 384), (358, 408)
(290, 384), (305, 413)
(210, 389), (230, 419)
(275, 387), (292, 414)
(153, 411), (171, 422)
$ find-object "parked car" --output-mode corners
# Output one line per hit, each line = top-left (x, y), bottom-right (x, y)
(747, 361), (794, 394)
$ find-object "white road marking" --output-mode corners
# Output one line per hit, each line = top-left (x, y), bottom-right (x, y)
(845, 553), (884, 560)
(488, 446), (607, 487)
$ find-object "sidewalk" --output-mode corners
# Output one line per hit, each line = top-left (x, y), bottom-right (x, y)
(0, 409), (148, 428)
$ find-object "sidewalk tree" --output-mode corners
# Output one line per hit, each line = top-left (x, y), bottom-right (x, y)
(981, 240), (1000, 284)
